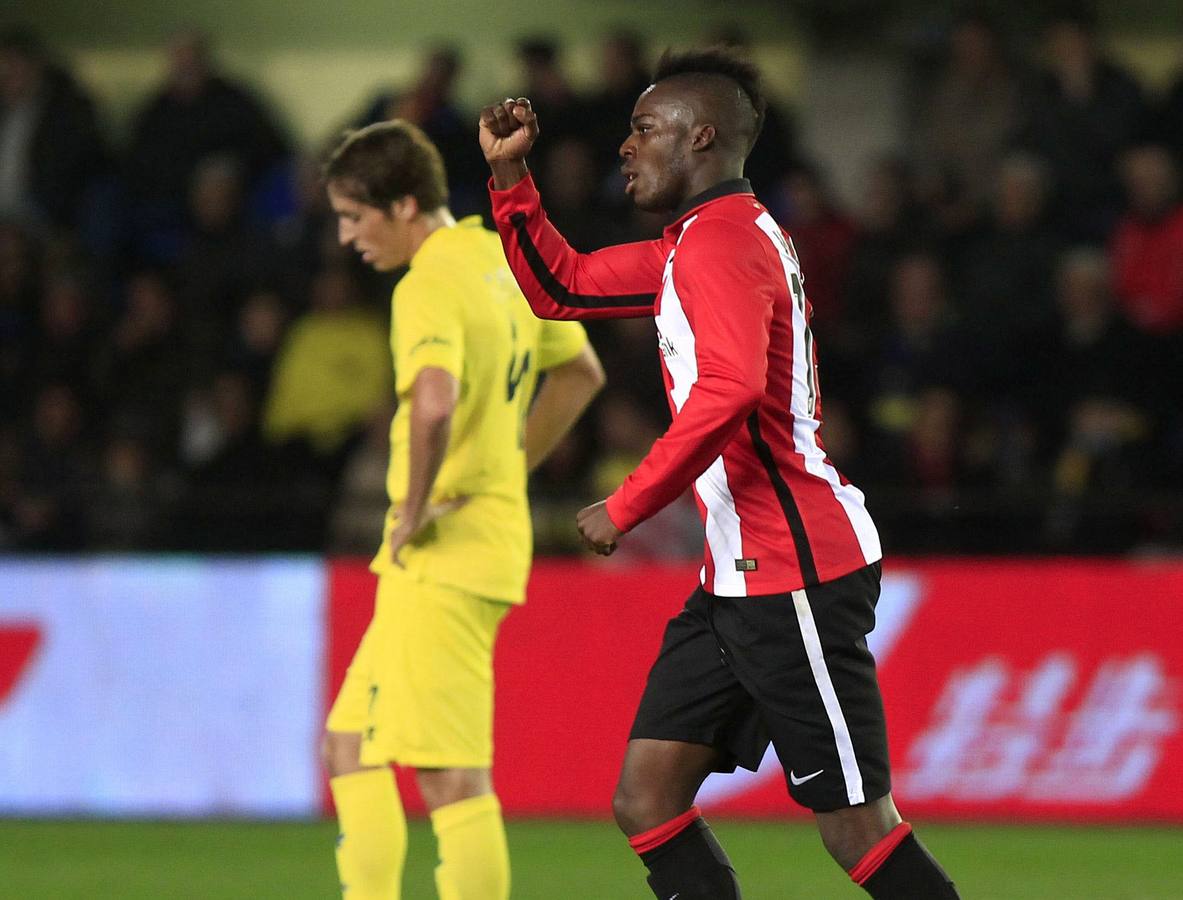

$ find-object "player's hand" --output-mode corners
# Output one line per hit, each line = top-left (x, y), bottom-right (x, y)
(478, 97), (539, 164)
(390, 496), (470, 567)
(576, 500), (622, 557)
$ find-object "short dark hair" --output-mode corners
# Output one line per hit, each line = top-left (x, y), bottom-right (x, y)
(323, 120), (448, 212)
(653, 46), (767, 147)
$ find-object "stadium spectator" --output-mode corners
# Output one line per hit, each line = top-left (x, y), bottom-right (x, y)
(261, 265), (390, 479)
(0, 27), (109, 233)
(326, 404), (394, 554)
(912, 12), (1022, 212)
(124, 29), (289, 262)
(537, 135), (635, 250)
(1026, 248), (1161, 550)
(176, 368), (299, 550)
(97, 269), (187, 461)
(766, 162), (856, 339)
(861, 253), (966, 474)
(839, 156), (930, 360)
(85, 431), (165, 551)
(953, 153), (1063, 350)
(514, 36), (585, 150)
(222, 286), (290, 396)
(1109, 143), (1183, 335)
(583, 29), (652, 184)
(174, 154), (286, 376)
(1148, 50), (1183, 165)
(1015, 8), (1147, 242)
(6, 382), (93, 550)
(30, 267), (103, 399)
(355, 46), (488, 216)
(0, 223), (40, 418)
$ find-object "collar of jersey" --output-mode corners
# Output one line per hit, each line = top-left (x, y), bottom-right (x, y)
(666, 178), (754, 231)
(410, 215), (484, 267)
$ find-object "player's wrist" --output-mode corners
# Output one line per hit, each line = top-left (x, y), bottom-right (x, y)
(490, 159), (530, 191)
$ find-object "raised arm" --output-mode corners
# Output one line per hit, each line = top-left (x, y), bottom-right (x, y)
(480, 98), (664, 321)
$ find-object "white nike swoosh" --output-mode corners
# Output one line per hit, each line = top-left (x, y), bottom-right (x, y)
(789, 768), (824, 786)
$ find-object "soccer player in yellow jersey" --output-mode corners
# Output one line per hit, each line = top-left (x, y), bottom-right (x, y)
(320, 120), (604, 900)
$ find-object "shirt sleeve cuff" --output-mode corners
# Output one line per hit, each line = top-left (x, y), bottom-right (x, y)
(488, 173), (540, 220)
(604, 491), (635, 534)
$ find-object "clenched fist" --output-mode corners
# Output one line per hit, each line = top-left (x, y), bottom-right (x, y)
(479, 97), (540, 189)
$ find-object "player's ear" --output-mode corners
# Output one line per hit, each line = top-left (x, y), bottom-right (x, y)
(390, 195), (420, 221)
(691, 124), (716, 152)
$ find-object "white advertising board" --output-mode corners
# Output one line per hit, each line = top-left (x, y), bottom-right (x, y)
(0, 558), (325, 817)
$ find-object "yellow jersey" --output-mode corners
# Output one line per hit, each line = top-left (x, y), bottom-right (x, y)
(263, 307), (391, 453)
(371, 216), (587, 603)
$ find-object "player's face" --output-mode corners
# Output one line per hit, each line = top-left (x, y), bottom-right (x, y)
(619, 82), (694, 212)
(327, 183), (412, 271)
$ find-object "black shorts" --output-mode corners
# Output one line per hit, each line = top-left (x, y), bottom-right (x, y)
(629, 562), (890, 812)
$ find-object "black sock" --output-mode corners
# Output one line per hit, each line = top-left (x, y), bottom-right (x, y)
(637, 817), (742, 900)
(858, 830), (959, 899)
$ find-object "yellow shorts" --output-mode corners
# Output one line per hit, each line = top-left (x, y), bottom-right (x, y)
(326, 569), (511, 769)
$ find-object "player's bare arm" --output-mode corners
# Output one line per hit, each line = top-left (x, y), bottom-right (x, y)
(479, 97), (539, 190)
(524, 343), (605, 473)
(390, 366), (459, 567)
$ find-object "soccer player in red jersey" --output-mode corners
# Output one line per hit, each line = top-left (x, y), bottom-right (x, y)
(479, 48), (960, 899)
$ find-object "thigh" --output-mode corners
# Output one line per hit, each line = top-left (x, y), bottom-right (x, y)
(718, 563), (891, 812)
(629, 588), (767, 773)
(360, 571), (511, 769)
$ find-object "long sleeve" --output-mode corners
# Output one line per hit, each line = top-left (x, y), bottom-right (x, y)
(489, 175), (665, 320)
(606, 219), (776, 532)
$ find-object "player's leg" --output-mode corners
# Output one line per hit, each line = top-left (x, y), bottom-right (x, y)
(818, 793), (958, 898)
(617, 588), (762, 899)
(722, 563), (958, 898)
(415, 767), (507, 900)
(370, 580), (511, 900)
(614, 738), (742, 900)
(323, 602), (407, 900)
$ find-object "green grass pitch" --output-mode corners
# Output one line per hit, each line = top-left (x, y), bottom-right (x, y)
(2, 818), (1180, 898)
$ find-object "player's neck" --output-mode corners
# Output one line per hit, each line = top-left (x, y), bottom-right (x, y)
(409, 207), (457, 256)
(679, 163), (746, 209)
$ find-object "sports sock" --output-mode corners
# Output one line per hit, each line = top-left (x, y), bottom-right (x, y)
(629, 805), (742, 899)
(329, 767), (407, 900)
(850, 822), (960, 898)
(429, 793), (510, 900)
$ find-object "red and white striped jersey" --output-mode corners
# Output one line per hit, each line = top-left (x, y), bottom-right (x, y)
(490, 175), (881, 596)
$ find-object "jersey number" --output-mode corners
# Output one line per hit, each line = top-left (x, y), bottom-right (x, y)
(789, 271), (818, 417)
(505, 321), (533, 448)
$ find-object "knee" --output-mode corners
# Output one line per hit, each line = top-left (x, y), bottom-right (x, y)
(816, 795), (902, 872)
(416, 768), (491, 812)
(612, 780), (678, 836)
(321, 730), (363, 778)
(819, 827), (865, 872)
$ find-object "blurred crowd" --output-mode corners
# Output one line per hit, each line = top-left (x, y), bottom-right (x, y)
(2, 9), (1182, 559)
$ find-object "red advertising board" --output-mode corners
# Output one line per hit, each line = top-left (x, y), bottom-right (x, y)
(326, 559), (1183, 821)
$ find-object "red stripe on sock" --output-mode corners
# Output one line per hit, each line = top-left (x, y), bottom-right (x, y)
(849, 822), (913, 886)
(627, 806), (702, 856)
